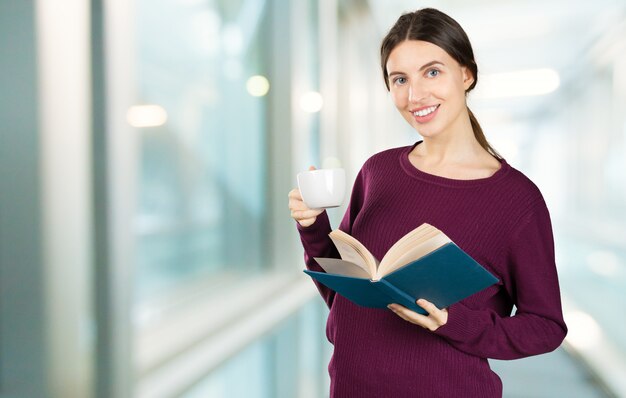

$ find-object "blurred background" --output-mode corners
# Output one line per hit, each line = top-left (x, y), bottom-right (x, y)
(1, 0), (626, 397)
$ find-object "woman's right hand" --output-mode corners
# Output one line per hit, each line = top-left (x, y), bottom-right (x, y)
(288, 166), (325, 228)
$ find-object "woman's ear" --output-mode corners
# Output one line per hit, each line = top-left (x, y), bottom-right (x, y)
(462, 66), (475, 90)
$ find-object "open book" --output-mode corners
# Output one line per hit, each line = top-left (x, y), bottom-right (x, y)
(304, 223), (499, 314)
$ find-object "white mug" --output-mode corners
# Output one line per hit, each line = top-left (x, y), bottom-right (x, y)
(297, 168), (346, 209)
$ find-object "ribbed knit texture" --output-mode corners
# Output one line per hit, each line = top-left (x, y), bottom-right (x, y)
(297, 141), (568, 398)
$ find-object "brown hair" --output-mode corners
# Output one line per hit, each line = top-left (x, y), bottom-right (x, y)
(380, 8), (502, 159)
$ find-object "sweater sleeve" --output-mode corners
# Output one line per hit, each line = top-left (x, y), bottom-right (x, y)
(296, 168), (366, 308)
(433, 198), (568, 360)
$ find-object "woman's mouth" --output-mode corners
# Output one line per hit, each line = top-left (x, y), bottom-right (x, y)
(411, 104), (440, 123)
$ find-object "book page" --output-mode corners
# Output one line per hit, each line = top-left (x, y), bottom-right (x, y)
(329, 229), (379, 278)
(378, 234), (451, 278)
(380, 226), (439, 265)
(377, 223), (436, 270)
(314, 257), (372, 279)
(376, 223), (451, 279)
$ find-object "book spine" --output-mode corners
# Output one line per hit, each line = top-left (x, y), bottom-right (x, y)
(374, 279), (425, 314)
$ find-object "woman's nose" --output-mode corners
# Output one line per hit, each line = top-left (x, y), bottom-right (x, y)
(408, 83), (426, 103)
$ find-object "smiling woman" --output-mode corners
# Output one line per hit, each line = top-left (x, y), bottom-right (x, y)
(290, 7), (568, 398)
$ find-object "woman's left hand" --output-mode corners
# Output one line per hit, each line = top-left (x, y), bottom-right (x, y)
(387, 299), (448, 331)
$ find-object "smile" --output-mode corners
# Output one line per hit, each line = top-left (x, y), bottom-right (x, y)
(412, 105), (440, 117)
(410, 104), (440, 123)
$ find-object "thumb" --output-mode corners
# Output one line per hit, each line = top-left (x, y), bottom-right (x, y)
(308, 165), (317, 171)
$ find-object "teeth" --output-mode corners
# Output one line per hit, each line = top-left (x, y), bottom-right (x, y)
(414, 105), (438, 117)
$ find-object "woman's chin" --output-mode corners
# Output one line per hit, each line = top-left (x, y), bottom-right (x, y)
(414, 129), (441, 139)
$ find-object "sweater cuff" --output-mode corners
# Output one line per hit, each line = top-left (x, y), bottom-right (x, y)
(433, 302), (473, 342)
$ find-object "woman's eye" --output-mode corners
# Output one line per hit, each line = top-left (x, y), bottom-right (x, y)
(427, 69), (440, 78)
(394, 77), (407, 85)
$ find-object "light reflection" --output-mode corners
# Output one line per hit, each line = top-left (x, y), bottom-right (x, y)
(246, 75), (270, 97)
(127, 105), (168, 128)
(473, 68), (560, 99)
(299, 91), (324, 113)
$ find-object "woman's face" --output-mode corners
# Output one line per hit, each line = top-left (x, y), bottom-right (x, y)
(386, 40), (474, 139)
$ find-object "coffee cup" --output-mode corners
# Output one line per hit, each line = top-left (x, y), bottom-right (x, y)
(297, 168), (346, 209)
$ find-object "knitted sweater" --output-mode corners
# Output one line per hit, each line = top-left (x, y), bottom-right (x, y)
(297, 141), (568, 397)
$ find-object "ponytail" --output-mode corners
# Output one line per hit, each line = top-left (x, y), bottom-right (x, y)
(468, 108), (502, 160)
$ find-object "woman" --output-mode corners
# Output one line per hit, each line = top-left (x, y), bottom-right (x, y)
(288, 8), (567, 397)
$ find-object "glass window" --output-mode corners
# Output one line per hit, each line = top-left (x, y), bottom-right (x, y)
(133, 0), (270, 303)
(181, 300), (331, 398)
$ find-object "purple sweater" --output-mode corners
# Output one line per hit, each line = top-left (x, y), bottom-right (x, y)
(297, 141), (567, 397)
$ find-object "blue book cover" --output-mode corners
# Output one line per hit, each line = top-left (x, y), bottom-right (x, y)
(304, 242), (499, 315)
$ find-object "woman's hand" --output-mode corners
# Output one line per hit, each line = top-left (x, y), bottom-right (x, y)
(288, 166), (325, 227)
(387, 299), (448, 331)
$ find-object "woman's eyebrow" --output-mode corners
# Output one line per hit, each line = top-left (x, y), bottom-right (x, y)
(388, 60), (445, 77)
(418, 60), (444, 71)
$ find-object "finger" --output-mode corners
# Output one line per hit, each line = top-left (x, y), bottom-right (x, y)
(297, 218), (317, 228)
(417, 299), (441, 316)
(387, 304), (411, 322)
(288, 198), (310, 211)
(294, 208), (323, 218)
(288, 189), (303, 200)
(308, 165), (317, 171)
(417, 299), (447, 327)
(388, 304), (437, 330)
(291, 209), (323, 219)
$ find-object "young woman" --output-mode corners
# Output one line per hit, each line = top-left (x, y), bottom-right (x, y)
(288, 8), (567, 397)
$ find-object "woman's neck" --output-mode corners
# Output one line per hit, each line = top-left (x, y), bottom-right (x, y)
(413, 131), (488, 165)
